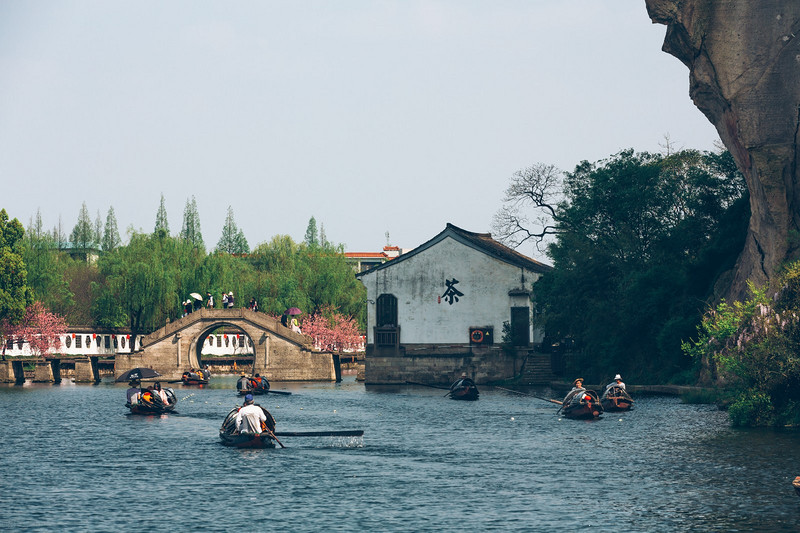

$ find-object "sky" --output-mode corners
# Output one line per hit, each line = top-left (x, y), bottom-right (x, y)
(0, 1), (721, 261)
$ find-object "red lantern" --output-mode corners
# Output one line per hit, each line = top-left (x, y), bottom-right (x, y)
(126, 335), (130, 339)
(92, 333), (96, 339)
(72, 333), (76, 338)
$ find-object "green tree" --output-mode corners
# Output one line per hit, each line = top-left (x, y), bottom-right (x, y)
(533, 149), (748, 383)
(93, 231), (182, 340)
(93, 210), (103, 247)
(0, 208), (30, 336)
(304, 216), (318, 247)
(70, 202), (95, 257)
(180, 195), (204, 249)
(24, 209), (73, 314)
(154, 193), (170, 236)
(217, 206), (248, 254)
(102, 206), (121, 252)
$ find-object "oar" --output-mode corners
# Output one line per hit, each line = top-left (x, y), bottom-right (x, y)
(496, 386), (562, 405)
(405, 381), (450, 390)
(263, 428), (285, 448)
(266, 390), (292, 395)
(273, 430), (364, 437)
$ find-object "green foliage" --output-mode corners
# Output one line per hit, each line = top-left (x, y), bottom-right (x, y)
(683, 263), (800, 426)
(154, 194), (170, 236)
(535, 149), (748, 384)
(0, 208), (31, 332)
(304, 216), (318, 247)
(180, 196), (204, 249)
(102, 206), (121, 252)
(216, 206), (248, 254)
(69, 202), (96, 256)
(24, 210), (74, 314)
(728, 390), (774, 427)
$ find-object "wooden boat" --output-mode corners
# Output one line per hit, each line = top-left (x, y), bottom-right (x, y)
(561, 389), (603, 419)
(448, 378), (479, 401)
(601, 385), (634, 411)
(219, 406), (277, 449)
(126, 388), (177, 415)
(181, 372), (208, 386)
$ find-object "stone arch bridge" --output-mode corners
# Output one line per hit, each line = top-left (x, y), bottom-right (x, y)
(115, 308), (337, 381)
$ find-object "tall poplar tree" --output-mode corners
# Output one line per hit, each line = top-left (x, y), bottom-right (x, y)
(217, 205), (248, 254)
(304, 216), (318, 247)
(154, 193), (169, 236)
(102, 206), (121, 252)
(93, 210), (103, 247)
(70, 202), (94, 257)
(180, 195), (204, 249)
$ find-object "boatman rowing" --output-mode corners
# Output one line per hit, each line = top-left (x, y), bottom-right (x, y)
(235, 394), (266, 434)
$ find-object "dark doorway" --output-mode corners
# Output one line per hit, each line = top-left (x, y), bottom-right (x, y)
(510, 306), (530, 347)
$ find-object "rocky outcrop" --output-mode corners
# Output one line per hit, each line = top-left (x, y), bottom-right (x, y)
(646, 1), (800, 300)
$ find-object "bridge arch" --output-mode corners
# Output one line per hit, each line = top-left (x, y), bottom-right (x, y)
(191, 323), (255, 370)
(115, 308), (336, 381)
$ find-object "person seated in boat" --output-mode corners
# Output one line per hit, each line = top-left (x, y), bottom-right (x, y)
(140, 386), (156, 404)
(450, 372), (474, 391)
(153, 382), (170, 405)
(563, 378), (586, 404)
(605, 374), (626, 392)
(235, 394), (267, 434)
(126, 380), (141, 404)
(253, 373), (270, 391)
(201, 365), (211, 380)
(237, 373), (251, 392)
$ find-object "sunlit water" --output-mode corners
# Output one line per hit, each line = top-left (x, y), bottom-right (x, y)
(1, 376), (799, 532)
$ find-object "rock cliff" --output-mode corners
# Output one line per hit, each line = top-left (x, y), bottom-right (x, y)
(646, 1), (800, 300)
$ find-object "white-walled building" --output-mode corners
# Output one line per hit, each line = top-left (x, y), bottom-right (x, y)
(356, 223), (551, 384)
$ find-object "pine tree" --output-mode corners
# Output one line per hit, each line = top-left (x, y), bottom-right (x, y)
(180, 195), (204, 249)
(102, 206), (121, 252)
(154, 193), (169, 236)
(93, 210), (103, 248)
(304, 216), (318, 247)
(319, 223), (328, 248)
(69, 202), (94, 256)
(217, 205), (248, 254)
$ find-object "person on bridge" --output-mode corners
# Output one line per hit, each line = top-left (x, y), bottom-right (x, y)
(248, 297), (258, 312)
(227, 292), (235, 308)
(206, 292), (214, 308)
(237, 373), (251, 392)
(222, 293), (229, 308)
(235, 394), (266, 434)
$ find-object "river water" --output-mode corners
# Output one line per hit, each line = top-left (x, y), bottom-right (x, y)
(1, 376), (799, 532)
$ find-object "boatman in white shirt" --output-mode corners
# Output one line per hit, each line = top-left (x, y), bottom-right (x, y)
(235, 394), (266, 434)
(605, 374), (626, 391)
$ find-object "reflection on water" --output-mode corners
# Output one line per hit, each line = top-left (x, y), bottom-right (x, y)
(1, 377), (799, 532)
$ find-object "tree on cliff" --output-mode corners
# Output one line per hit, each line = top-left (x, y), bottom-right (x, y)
(0, 209), (31, 341)
(529, 149), (748, 383)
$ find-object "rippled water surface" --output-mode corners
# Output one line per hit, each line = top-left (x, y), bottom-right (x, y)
(1, 376), (799, 532)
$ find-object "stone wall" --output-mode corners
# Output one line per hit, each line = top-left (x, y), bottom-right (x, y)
(365, 345), (523, 385)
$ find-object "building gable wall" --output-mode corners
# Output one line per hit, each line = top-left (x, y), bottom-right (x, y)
(360, 236), (543, 345)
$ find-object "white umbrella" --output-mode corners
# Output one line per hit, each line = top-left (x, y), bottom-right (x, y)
(190, 293), (203, 300)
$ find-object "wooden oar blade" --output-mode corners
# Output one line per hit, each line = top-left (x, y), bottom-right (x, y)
(267, 390), (292, 395)
(274, 430), (364, 437)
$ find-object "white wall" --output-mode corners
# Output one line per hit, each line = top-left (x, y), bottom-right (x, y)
(362, 236), (543, 345)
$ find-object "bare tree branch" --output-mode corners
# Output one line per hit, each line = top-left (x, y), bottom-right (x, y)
(492, 163), (564, 250)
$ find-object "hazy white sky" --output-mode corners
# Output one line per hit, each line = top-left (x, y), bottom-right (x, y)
(0, 1), (720, 258)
